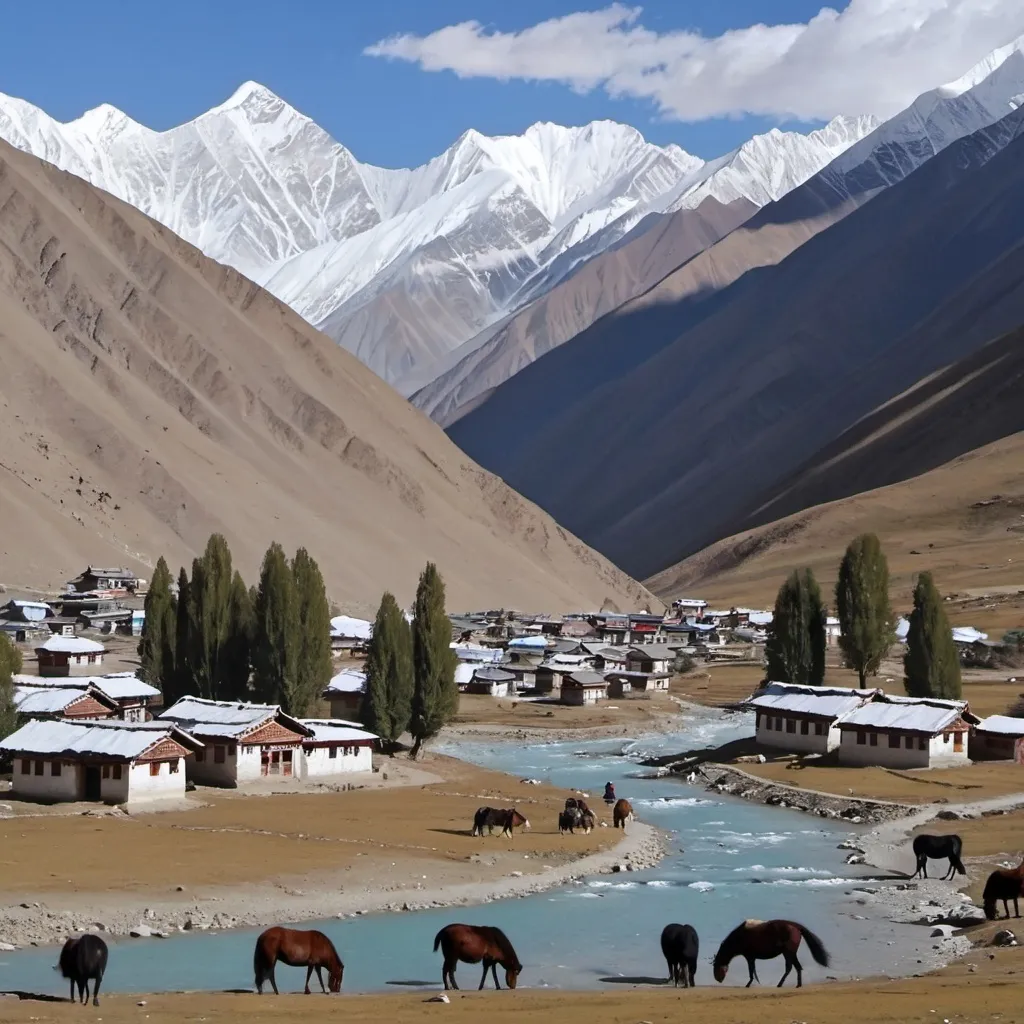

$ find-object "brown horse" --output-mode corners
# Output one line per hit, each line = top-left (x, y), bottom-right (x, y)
(433, 923), (523, 990)
(984, 860), (1024, 919)
(712, 919), (829, 988)
(613, 798), (634, 830)
(473, 807), (530, 838)
(253, 927), (344, 994)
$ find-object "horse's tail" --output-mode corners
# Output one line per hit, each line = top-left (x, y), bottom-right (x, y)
(796, 924), (830, 967)
(433, 928), (447, 954)
(950, 853), (967, 876)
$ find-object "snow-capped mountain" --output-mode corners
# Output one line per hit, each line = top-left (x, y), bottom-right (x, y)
(0, 84), (876, 393)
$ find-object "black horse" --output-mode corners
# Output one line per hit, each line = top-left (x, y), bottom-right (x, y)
(912, 834), (966, 880)
(57, 935), (108, 1006)
(559, 807), (582, 834)
(660, 923), (698, 988)
(983, 863), (1024, 919)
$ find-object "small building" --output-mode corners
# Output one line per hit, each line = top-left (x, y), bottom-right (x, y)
(323, 669), (366, 718)
(65, 567), (140, 595)
(825, 617), (842, 646)
(629, 614), (665, 644)
(466, 666), (515, 697)
(330, 615), (372, 653)
(559, 619), (597, 640)
(836, 697), (977, 768)
(560, 671), (608, 706)
(14, 683), (120, 721)
(0, 719), (201, 806)
(593, 647), (629, 672)
(536, 655), (590, 694)
(747, 682), (880, 754)
(86, 674), (161, 722)
(298, 720), (376, 778)
(626, 645), (677, 676)
(606, 671), (671, 698)
(35, 636), (106, 677)
(0, 600), (54, 623)
(159, 697), (312, 786)
(590, 614), (630, 646)
(970, 715), (1024, 762)
(500, 662), (537, 691)
(672, 598), (708, 618)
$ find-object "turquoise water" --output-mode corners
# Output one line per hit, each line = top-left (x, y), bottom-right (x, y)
(0, 707), (916, 994)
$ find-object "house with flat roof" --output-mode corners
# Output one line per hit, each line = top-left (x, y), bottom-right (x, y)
(626, 645), (677, 676)
(467, 666), (515, 697)
(535, 655), (590, 694)
(323, 668), (366, 718)
(35, 635), (106, 677)
(159, 697), (312, 786)
(65, 567), (140, 594)
(605, 671), (671, 698)
(0, 719), (201, 806)
(298, 720), (376, 778)
(560, 671), (608, 706)
(969, 715), (1024, 762)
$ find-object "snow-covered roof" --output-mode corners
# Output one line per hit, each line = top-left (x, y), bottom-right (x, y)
(451, 644), (503, 663)
(454, 663), (475, 686)
(541, 654), (589, 669)
(36, 635), (105, 654)
(975, 715), (1024, 737)
(895, 618), (911, 640)
(0, 718), (201, 760)
(298, 719), (377, 744)
(324, 669), (366, 694)
(748, 611), (774, 626)
(64, 674), (161, 701)
(952, 626), (988, 644)
(747, 681), (880, 719)
(838, 698), (967, 734)
(330, 615), (372, 640)
(508, 635), (549, 648)
(159, 696), (311, 739)
(14, 686), (95, 714)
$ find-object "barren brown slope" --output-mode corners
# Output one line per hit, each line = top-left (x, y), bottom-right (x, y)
(0, 138), (652, 614)
(412, 196), (757, 427)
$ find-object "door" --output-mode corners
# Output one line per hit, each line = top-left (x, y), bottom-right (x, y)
(953, 731), (964, 753)
(282, 750), (293, 777)
(84, 766), (101, 801)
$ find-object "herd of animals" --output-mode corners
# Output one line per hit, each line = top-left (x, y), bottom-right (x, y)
(51, 803), (1023, 1006)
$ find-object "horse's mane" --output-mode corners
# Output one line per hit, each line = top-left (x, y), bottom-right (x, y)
(715, 920), (759, 962)
(484, 926), (520, 967)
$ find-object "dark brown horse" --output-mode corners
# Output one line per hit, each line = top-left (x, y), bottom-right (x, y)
(984, 860), (1024, 919)
(712, 919), (830, 988)
(253, 927), (344, 994)
(472, 807), (530, 838)
(433, 923), (523, 990)
(613, 798), (634, 830)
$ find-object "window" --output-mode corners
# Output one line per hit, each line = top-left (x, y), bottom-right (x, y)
(764, 716), (772, 731)
(51, 761), (61, 777)
(889, 733), (900, 748)
(227, 743), (237, 756)
(918, 737), (927, 751)
(905, 736), (914, 749)
(169, 760), (179, 774)
(112, 764), (122, 780)
(87, 654), (96, 664)
(856, 730), (866, 745)
(214, 745), (226, 764)
(195, 749), (205, 762)
(329, 747), (338, 759)
(149, 762), (161, 776)
(775, 717), (782, 731)
(815, 723), (826, 736)
(944, 733), (950, 744)
(800, 721), (809, 735)
(102, 765), (110, 779)
(20, 759), (30, 775)
(869, 732), (878, 747)
(34, 760), (44, 776)
(785, 718), (795, 734)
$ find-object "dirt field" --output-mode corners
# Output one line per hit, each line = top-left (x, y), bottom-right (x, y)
(7, 944), (1024, 1024)
(452, 692), (679, 731)
(0, 755), (611, 899)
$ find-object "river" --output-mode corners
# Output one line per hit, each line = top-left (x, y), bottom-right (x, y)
(0, 705), (927, 994)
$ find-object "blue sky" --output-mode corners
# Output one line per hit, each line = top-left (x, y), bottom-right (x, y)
(2, 1), (1022, 167)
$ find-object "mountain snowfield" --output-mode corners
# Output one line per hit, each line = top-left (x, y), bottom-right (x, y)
(0, 83), (878, 395)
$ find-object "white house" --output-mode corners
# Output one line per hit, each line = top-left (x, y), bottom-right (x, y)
(0, 719), (201, 806)
(159, 697), (312, 786)
(35, 636), (106, 677)
(535, 655), (589, 693)
(836, 697), (976, 768)
(466, 666), (515, 697)
(560, 671), (608, 706)
(14, 683), (120, 721)
(77, 673), (161, 721)
(605, 671), (671, 698)
(323, 669), (366, 718)
(747, 682), (881, 754)
(330, 615), (372, 652)
(626, 645), (676, 675)
(298, 720), (376, 778)
(825, 617), (842, 646)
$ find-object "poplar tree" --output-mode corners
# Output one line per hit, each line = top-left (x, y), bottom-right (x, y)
(252, 542), (299, 709)
(222, 570), (254, 700)
(291, 548), (333, 716)
(186, 534), (235, 700)
(409, 563), (458, 757)
(0, 634), (22, 739)
(904, 572), (962, 699)
(835, 533), (895, 686)
(167, 566), (193, 707)
(362, 591), (414, 753)
(138, 556), (177, 692)
(766, 568), (827, 686)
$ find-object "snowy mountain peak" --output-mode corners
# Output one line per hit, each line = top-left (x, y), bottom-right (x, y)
(939, 34), (1024, 97)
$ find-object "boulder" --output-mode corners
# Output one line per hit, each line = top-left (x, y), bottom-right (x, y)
(930, 925), (956, 938)
(845, 853), (866, 865)
(936, 810), (961, 821)
(129, 925), (153, 938)
(943, 905), (988, 926)
(992, 930), (1018, 947)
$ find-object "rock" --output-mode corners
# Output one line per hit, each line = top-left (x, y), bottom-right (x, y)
(936, 810), (961, 821)
(930, 925), (956, 938)
(845, 854), (866, 865)
(943, 905), (988, 926)
(137, 1000), (148, 1007)
(175, 885), (186, 892)
(510, 871), (523, 878)
(837, 840), (863, 852)
(129, 925), (153, 938)
(426, 994), (450, 1003)
(765, 794), (784, 806)
(992, 930), (1018, 947)
(144, 908), (156, 920)
(0, 942), (16, 951)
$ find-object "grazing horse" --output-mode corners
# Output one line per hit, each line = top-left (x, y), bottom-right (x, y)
(579, 809), (596, 833)
(253, 927), (344, 994)
(433, 924), (523, 990)
(912, 834), (966, 879)
(559, 807), (582, 834)
(984, 861), (1024, 920)
(613, 798), (634, 830)
(57, 935), (108, 1006)
(660, 923), (699, 988)
(472, 807), (531, 838)
(712, 919), (830, 988)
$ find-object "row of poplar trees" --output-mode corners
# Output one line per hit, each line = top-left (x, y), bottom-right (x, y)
(766, 533), (961, 699)
(0, 634), (22, 740)
(360, 563), (458, 758)
(137, 534), (332, 716)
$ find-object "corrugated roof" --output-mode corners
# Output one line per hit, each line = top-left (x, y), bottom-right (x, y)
(325, 669), (366, 694)
(454, 663), (475, 685)
(299, 720), (377, 744)
(160, 697), (312, 739)
(37, 636), (105, 654)
(0, 718), (200, 760)
(747, 682), (880, 719)
(14, 686), (92, 714)
(839, 699), (965, 734)
(628, 645), (677, 660)
(974, 715), (1024, 736)
(566, 671), (607, 687)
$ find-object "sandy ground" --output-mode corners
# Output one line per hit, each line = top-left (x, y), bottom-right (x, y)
(0, 754), (662, 946)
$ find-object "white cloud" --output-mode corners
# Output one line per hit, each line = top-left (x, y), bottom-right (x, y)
(364, 1), (1024, 122)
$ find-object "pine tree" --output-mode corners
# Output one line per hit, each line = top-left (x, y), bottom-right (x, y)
(835, 533), (895, 686)
(138, 556), (177, 693)
(904, 572), (962, 699)
(765, 568), (827, 686)
(0, 634), (22, 740)
(251, 542), (299, 709)
(362, 591), (414, 753)
(166, 566), (193, 707)
(222, 571), (254, 700)
(291, 548), (333, 716)
(409, 563), (457, 757)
